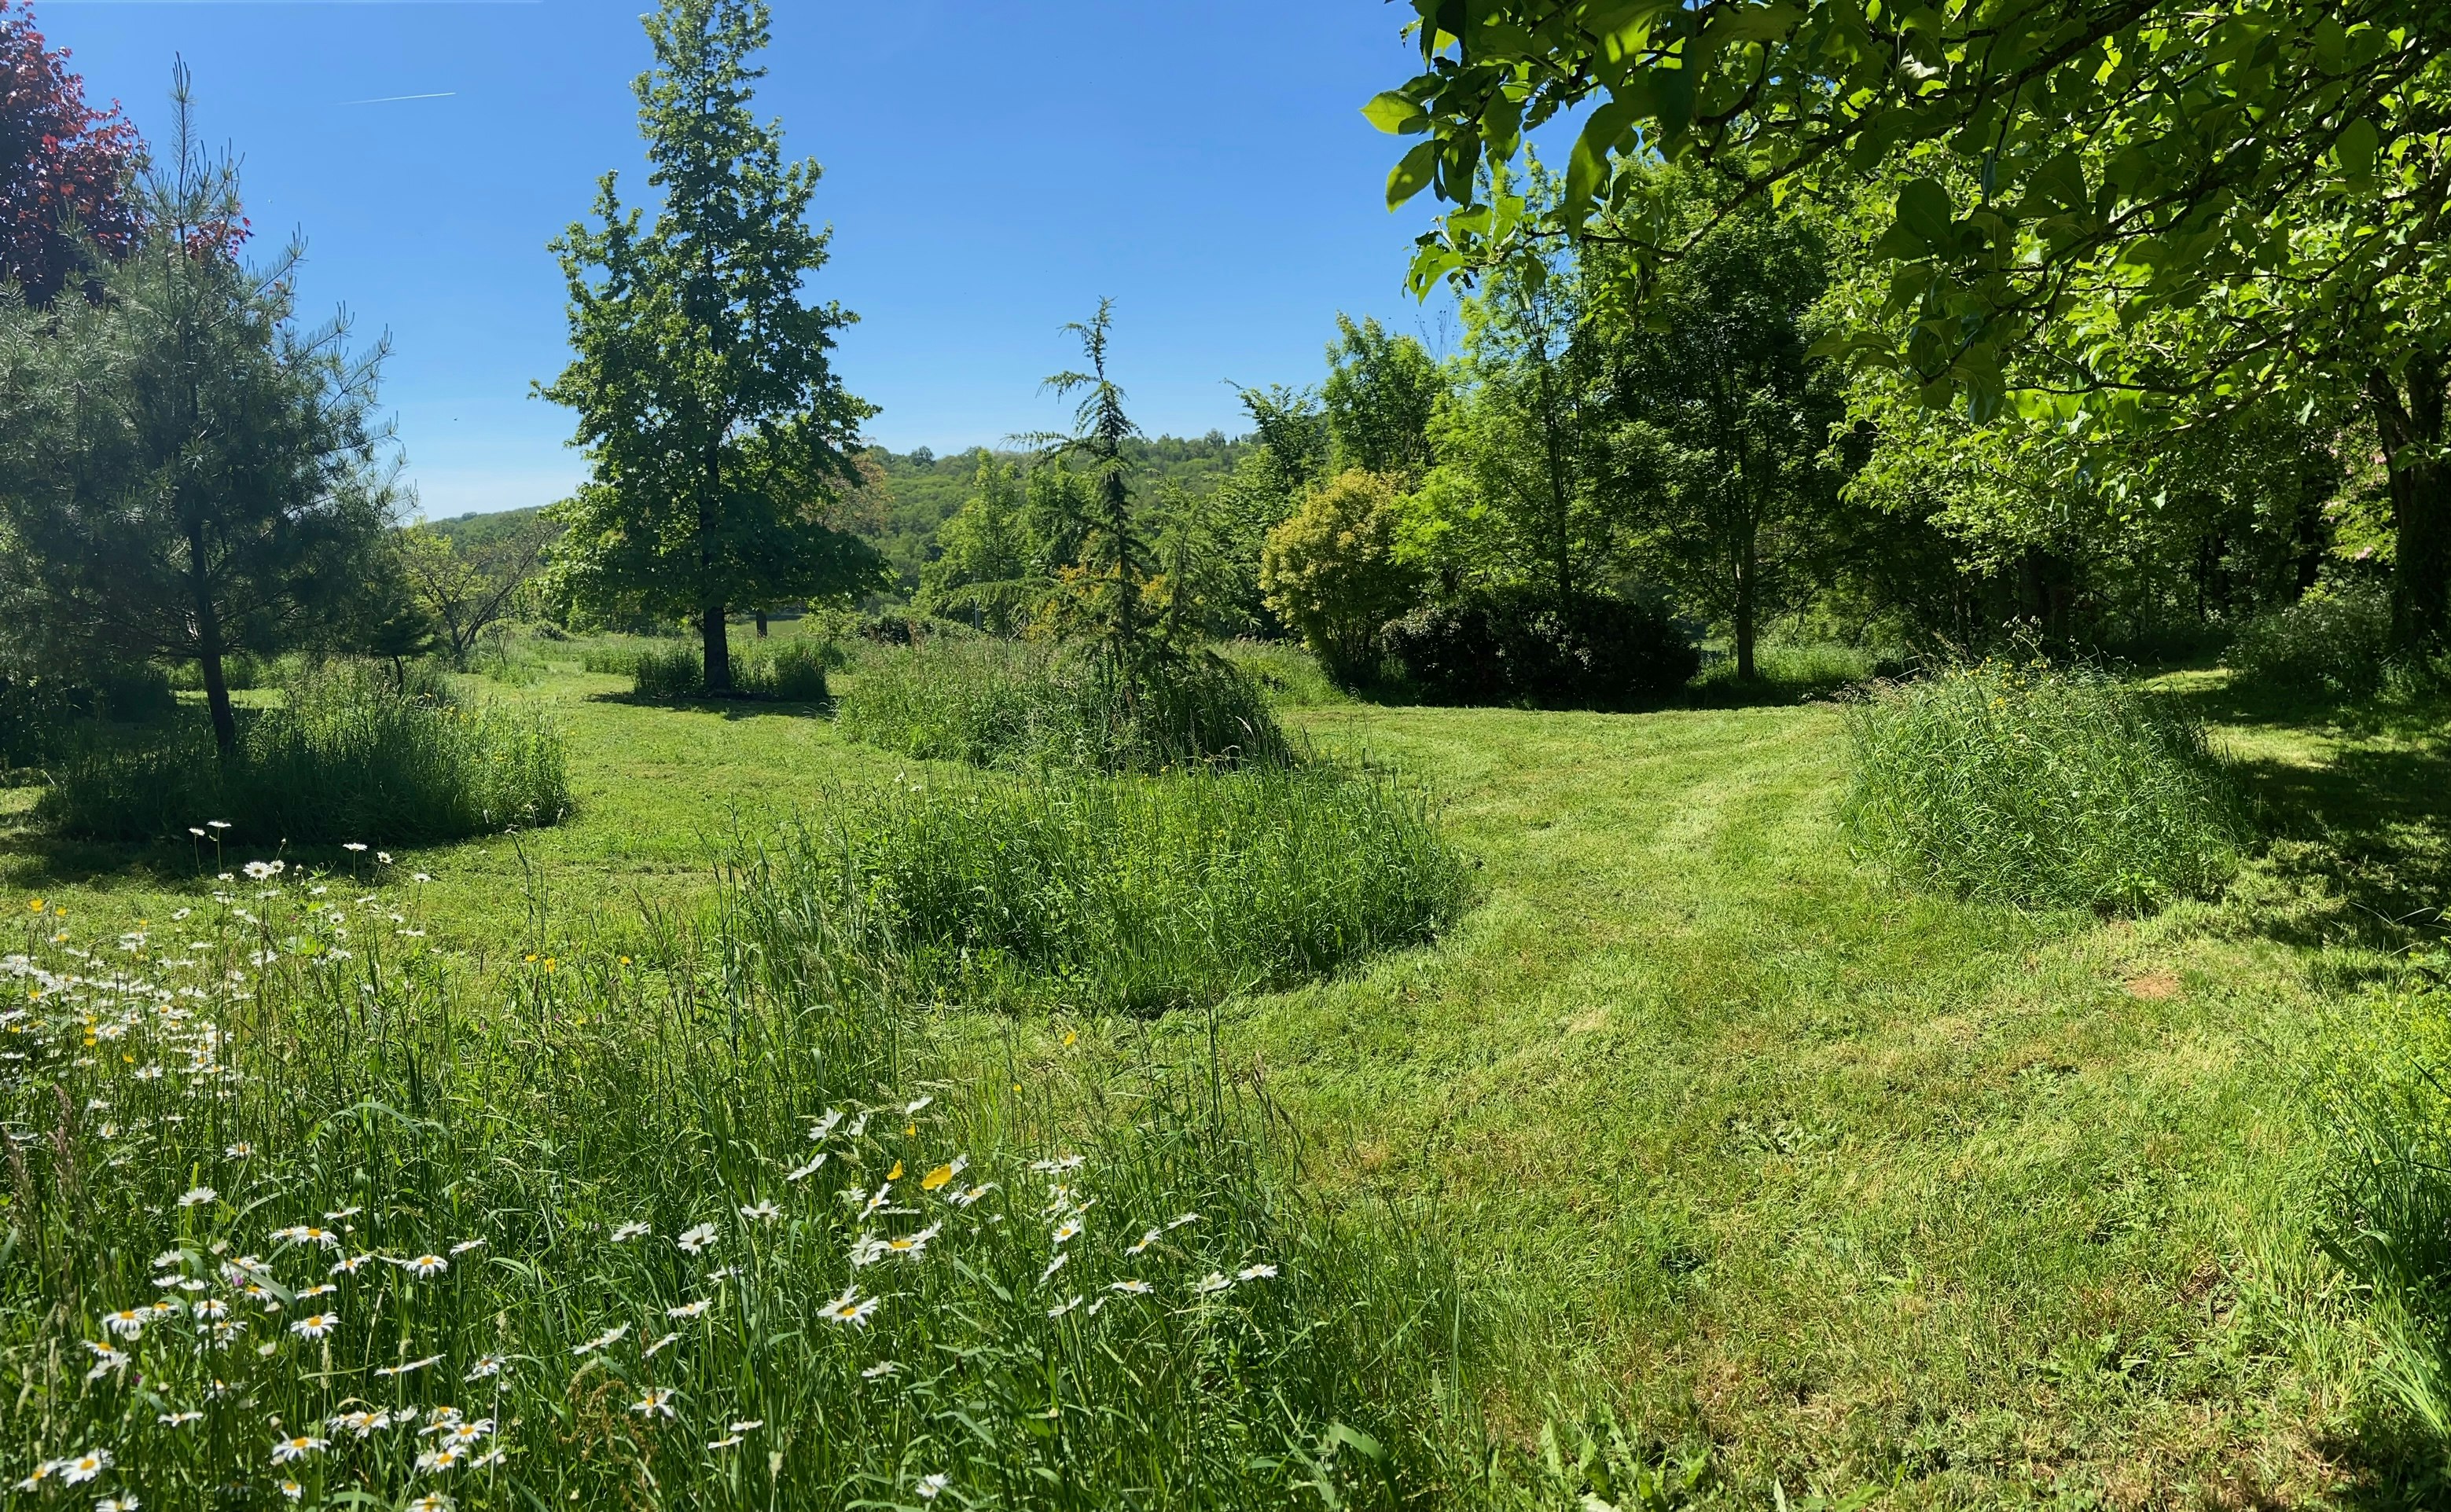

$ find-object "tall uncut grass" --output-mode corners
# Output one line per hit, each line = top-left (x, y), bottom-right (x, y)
(0, 829), (1475, 1509)
(2229, 583), (2395, 699)
(836, 640), (1289, 774)
(42, 662), (570, 846)
(593, 640), (833, 702)
(1842, 660), (2248, 912)
(767, 765), (1471, 1016)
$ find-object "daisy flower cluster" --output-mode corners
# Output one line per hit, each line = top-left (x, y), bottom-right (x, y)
(5, 861), (1317, 1511)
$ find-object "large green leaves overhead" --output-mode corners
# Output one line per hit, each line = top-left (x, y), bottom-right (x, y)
(1371, 0), (2451, 420)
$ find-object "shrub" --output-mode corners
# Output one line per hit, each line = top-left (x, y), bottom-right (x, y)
(2230, 583), (2395, 698)
(1842, 660), (2248, 912)
(836, 639), (1289, 773)
(42, 660), (570, 845)
(769, 764), (1471, 1015)
(618, 639), (834, 701)
(1381, 587), (1700, 706)
(1261, 470), (1422, 681)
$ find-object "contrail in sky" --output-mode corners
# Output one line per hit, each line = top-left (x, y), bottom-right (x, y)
(341, 92), (457, 106)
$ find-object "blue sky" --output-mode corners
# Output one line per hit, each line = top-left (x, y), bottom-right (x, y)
(37, 1), (1454, 518)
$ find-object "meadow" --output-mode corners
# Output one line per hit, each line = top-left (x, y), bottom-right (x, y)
(3, 637), (2448, 1510)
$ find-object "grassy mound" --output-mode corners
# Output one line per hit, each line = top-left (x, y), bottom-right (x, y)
(42, 661), (569, 845)
(766, 764), (1470, 1015)
(1841, 660), (2247, 912)
(836, 640), (1290, 773)
(593, 639), (833, 701)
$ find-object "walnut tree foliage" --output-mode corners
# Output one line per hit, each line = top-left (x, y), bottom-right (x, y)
(1371, 0), (2451, 646)
(543, 0), (882, 692)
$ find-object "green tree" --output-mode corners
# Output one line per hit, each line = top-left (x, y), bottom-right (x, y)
(542, 0), (881, 693)
(1322, 314), (1444, 479)
(1032, 301), (1158, 663)
(1407, 171), (1611, 603)
(1371, 0), (2451, 648)
(399, 513), (557, 666)
(0, 72), (394, 753)
(1594, 196), (1853, 680)
(1261, 470), (1421, 680)
(916, 451), (1037, 634)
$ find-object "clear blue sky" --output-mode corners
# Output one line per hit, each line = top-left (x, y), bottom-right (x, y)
(37, 1), (1455, 518)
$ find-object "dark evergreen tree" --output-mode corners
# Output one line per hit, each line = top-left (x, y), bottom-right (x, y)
(0, 70), (393, 752)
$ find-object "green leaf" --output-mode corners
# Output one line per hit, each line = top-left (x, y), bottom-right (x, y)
(1361, 90), (1429, 135)
(1387, 140), (1439, 210)
(1566, 99), (1643, 229)
(2336, 118), (2379, 185)
(1894, 178), (1955, 252)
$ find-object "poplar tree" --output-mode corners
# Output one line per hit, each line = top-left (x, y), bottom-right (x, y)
(543, 0), (880, 692)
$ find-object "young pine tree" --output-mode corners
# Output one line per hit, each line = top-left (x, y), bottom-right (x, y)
(542, 0), (881, 692)
(1034, 301), (1159, 667)
(0, 68), (394, 754)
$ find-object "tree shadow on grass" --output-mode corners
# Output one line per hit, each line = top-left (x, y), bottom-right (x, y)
(585, 692), (836, 721)
(2159, 679), (2451, 958)
(2304, 1401), (2451, 1512)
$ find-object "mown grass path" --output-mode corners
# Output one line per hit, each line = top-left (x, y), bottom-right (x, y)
(2, 659), (2442, 1507)
(1248, 698), (2415, 1508)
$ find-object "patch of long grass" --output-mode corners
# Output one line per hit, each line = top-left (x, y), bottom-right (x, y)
(836, 640), (1289, 773)
(1213, 640), (1351, 709)
(602, 640), (833, 702)
(766, 764), (1471, 1017)
(40, 660), (570, 846)
(2230, 583), (2395, 699)
(0, 829), (1478, 1509)
(1842, 659), (2248, 912)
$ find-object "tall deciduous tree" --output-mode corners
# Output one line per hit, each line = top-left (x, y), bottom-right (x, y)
(543, 0), (880, 692)
(0, 70), (393, 753)
(1371, 0), (2451, 648)
(0, 0), (141, 305)
(1321, 314), (1444, 480)
(1596, 196), (1853, 680)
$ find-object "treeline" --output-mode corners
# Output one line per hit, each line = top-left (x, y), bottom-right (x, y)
(899, 168), (2378, 699)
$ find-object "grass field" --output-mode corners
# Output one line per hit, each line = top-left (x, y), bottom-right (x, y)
(3, 644), (2445, 1508)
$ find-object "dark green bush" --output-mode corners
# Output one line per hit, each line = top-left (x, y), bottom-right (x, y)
(1380, 588), (1700, 706)
(0, 665), (175, 771)
(2229, 583), (2394, 698)
(836, 640), (1290, 773)
(43, 661), (570, 845)
(768, 764), (1471, 1015)
(1842, 660), (2248, 912)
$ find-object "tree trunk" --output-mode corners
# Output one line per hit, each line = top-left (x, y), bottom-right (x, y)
(755, 610), (769, 638)
(187, 522), (237, 756)
(2373, 361), (2451, 651)
(702, 607), (733, 695)
(1734, 526), (1758, 681)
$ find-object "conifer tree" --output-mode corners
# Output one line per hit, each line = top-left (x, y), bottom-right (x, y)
(1034, 301), (1156, 667)
(0, 68), (392, 754)
(542, 0), (880, 692)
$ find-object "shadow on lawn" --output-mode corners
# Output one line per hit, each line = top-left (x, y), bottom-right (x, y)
(586, 692), (834, 721)
(2162, 677), (2451, 957)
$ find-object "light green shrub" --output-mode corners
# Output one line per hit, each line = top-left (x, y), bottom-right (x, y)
(1842, 660), (2248, 912)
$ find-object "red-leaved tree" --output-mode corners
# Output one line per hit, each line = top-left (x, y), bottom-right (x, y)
(0, 0), (140, 304)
